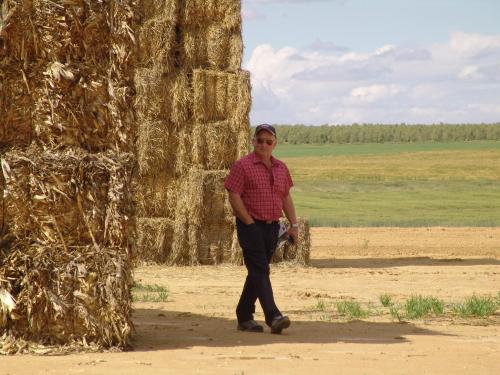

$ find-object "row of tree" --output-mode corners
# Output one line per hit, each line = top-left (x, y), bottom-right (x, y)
(258, 124), (500, 144)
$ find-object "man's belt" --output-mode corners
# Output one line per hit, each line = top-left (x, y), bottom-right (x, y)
(253, 219), (279, 225)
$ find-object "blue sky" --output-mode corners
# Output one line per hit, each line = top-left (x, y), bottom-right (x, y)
(241, 0), (500, 125)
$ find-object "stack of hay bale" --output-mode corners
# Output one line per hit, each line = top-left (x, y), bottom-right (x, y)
(134, 0), (251, 265)
(0, 1), (138, 351)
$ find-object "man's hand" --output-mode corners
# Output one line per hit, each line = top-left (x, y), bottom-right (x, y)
(287, 226), (299, 245)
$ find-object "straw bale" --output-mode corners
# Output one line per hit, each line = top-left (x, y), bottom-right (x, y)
(174, 125), (194, 175)
(0, 243), (133, 351)
(134, 172), (178, 218)
(137, 15), (177, 71)
(192, 69), (251, 123)
(192, 121), (248, 170)
(134, 68), (190, 126)
(135, 218), (174, 264)
(139, 0), (179, 21)
(0, 147), (135, 348)
(170, 169), (235, 265)
(272, 218), (311, 265)
(0, 1), (139, 152)
(180, 0), (241, 30)
(181, 25), (242, 71)
(0, 66), (33, 150)
(137, 119), (178, 176)
(0, 0), (36, 63)
(1, 147), (135, 249)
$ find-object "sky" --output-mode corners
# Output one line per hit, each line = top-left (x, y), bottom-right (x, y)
(241, 0), (500, 125)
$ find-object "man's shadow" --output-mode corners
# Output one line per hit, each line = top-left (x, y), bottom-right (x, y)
(130, 308), (452, 351)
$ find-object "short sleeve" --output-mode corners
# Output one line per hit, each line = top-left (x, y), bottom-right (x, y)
(284, 165), (293, 196)
(224, 161), (245, 194)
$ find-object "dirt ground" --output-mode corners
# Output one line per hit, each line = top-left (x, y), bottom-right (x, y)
(2, 227), (500, 374)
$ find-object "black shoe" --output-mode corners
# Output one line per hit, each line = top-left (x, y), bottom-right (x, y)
(237, 320), (264, 332)
(270, 315), (291, 334)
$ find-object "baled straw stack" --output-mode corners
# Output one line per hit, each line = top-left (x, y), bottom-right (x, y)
(134, 172), (179, 219)
(0, 0), (36, 150)
(272, 217), (311, 265)
(137, 119), (178, 176)
(180, 0), (241, 29)
(179, 0), (242, 71)
(191, 120), (245, 170)
(170, 169), (234, 265)
(135, 218), (174, 264)
(181, 25), (242, 71)
(138, 15), (177, 72)
(134, 68), (191, 128)
(0, 147), (135, 350)
(192, 69), (251, 124)
(0, 0), (139, 152)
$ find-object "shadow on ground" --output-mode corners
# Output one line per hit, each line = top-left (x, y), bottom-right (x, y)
(131, 308), (452, 351)
(310, 257), (500, 269)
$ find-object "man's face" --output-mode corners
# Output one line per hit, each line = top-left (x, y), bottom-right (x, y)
(252, 130), (276, 158)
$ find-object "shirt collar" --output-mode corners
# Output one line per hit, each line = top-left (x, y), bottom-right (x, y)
(250, 151), (277, 166)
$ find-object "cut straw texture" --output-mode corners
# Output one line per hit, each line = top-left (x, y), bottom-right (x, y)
(180, 0), (241, 30)
(272, 218), (311, 265)
(137, 119), (178, 176)
(170, 169), (235, 265)
(0, 147), (135, 350)
(181, 25), (242, 71)
(134, 69), (191, 127)
(135, 218), (174, 264)
(0, 0), (138, 153)
(192, 69), (251, 123)
(134, 172), (179, 219)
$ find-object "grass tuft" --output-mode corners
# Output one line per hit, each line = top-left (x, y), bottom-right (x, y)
(379, 293), (393, 307)
(314, 299), (327, 311)
(132, 282), (169, 302)
(404, 295), (444, 319)
(452, 295), (498, 318)
(336, 300), (369, 319)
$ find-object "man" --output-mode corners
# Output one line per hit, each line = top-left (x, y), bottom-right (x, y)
(224, 124), (299, 334)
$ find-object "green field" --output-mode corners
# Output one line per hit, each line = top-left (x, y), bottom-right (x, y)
(274, 141), (500, 227)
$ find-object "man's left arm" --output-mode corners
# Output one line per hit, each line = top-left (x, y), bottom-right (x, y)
(282, 193), (298, 244)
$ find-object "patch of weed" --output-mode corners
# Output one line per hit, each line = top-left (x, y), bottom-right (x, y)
(452, 295), (498, 318)
(336, 300), (368, 319)
(379, 293), (393, 307)
(132, 282), (169, 302)
(404, 295), (444, 319)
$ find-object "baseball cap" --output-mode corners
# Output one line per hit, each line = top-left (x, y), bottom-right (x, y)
(254, 123), (276, 137)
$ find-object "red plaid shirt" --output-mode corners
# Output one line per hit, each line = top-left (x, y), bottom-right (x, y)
(224, 152), (293, 221)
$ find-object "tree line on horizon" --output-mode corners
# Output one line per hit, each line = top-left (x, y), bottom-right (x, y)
(253, 123), (500, 144)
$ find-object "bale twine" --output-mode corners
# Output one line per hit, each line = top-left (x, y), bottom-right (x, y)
(0, 147), (135, 351)
(272, 218), (311, 265)
(135, 218), (174, 264)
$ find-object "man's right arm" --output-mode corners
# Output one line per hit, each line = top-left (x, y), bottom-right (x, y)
(227, 191), (254, 225)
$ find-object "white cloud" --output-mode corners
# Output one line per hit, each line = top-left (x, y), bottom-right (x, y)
(350, 84), (401, 103)
(245, 32), (500, 124)
(449, 31), (500, 58)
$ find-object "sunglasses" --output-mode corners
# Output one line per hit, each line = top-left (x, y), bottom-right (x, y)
(256, 138), (274, 145)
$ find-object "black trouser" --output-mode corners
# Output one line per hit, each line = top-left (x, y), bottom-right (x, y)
(235, 218), (281, 326)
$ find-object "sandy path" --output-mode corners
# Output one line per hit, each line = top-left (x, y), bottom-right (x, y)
(2, 227), (500, 374)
